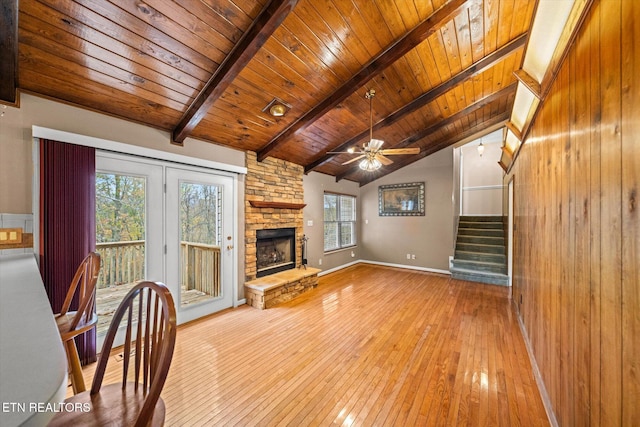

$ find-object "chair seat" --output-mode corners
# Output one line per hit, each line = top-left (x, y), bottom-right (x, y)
(48, 382), (166, 426)
(55, 311), (98, 340)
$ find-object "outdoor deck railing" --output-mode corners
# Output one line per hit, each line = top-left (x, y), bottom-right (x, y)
(96, 240), (221, 296)
(96, 240), (145, 289)
(182, 241), (221, 297)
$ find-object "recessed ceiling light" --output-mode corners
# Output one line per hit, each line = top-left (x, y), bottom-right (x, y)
(269, 104), (286, 117)
(263, 98), (291, 117)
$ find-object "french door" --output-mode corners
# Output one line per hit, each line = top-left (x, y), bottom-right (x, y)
(165, 166), (235, 324)
(95, 153), (236, 345)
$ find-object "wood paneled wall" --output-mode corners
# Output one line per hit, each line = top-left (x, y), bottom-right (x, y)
(504, 0), (639, 425)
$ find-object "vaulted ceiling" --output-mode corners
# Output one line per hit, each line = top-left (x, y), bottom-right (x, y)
(4, 0), (536, 185)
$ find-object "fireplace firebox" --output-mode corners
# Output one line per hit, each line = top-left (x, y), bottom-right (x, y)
(256, 228), (295, 277)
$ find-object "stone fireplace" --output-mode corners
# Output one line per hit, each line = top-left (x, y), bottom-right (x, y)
(255, 227), (295, 277)
(244, 152), (305, 281)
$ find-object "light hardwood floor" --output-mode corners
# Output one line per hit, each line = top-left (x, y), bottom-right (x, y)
(79, 264), (549, 426)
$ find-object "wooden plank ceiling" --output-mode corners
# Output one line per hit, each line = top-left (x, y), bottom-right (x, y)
(14, 0), (535, 185)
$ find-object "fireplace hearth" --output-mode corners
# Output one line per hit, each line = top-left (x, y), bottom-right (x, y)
(256, 228), (296, 278)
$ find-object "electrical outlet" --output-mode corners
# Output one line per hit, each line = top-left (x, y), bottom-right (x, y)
(0, 228), (22, 244)
(307, 220), (313, 226)
(319, 259), (322, 265)
(406, 253), (411, 259)
(350, 251), (355, 258)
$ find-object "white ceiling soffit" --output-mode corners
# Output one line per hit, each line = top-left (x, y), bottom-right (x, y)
(510, 0), (577, 133)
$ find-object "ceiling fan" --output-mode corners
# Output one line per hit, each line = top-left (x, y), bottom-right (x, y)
(328, 89), (420, 171)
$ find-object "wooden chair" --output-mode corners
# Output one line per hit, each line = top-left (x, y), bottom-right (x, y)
(49, 281), (177, 427)
(55, 251), (101, 394)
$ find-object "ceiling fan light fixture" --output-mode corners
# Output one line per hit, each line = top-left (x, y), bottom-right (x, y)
(359, 156), (382, 172)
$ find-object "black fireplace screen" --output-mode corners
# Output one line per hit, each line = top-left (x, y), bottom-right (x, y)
(256, 228), (295, 277)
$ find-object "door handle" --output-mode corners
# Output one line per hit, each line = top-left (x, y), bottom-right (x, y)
(227, 245), (234, 250)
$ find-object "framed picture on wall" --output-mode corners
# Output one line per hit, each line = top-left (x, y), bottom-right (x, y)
(378, 182), (425, 216)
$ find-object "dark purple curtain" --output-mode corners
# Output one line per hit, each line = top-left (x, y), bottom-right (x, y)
(39, 139), (97, 365)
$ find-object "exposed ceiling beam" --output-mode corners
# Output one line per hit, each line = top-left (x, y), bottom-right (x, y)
(336, 83), (517, 182)
(171, 0), (299, 145)
(357, 111), (511, 187)
(305, 32), (527, 174)
(256, 0), (470, 162)
(0, 0), (18, 104)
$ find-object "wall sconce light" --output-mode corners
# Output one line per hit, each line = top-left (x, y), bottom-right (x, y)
(477, 142), (485, 157)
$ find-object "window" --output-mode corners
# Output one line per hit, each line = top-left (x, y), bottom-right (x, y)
(324, 193), (356, 251)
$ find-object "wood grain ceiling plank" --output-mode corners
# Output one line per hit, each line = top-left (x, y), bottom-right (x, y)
(468, 0), (485, 62)
(335, 0), (392, 55)
(27, 0), (209, 85)
(166, 0), (243, 48)
(304, 32), (525, 173)
(352, 0), (395, 44)
(374, 0), (414, 38)
(248, 38), (338, 96)
(171, 0), (298, 145)
(65, 0), (215, 75)
(111, 0), (231, 64)
(496, 0), (517, 47)
(19, 3), (205, 91)
(454, 8), (474, 69)
(19, 43), (186, 111)
(310, 0), (382, 60)
(278, 14), (353, 82)
(18, 12), (198, 98)
(257, 0), (470, 162)
(483, 0), (500, 54)
(440, 19), (463, 75)
(19, 31), (192, 107)
(194, 0), (257, 32)
(0, 0), (18, 104)
(269, 25), (344, 88)
(19, 68), (181, 128)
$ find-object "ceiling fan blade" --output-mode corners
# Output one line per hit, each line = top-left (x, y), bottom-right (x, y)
(327, 151), (356, 154)
(367, 138), (384, 152)
(379, 147), (420, 155)
(342, 154), (365, 165)
(376, 154), (394, 165)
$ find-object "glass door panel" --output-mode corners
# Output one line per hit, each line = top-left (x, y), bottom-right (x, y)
(166, 167), (235, 324)
(179, 182), (222, 307)
(95, 153), (163, 348)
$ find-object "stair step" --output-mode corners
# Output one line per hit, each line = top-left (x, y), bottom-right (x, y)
(454, 250), (506, 264)
(452, 259), (507, 275)
(460, 216), (504, 222)
(457, 235), (505, 245)
(457, 228), (504, 237)
(458, 221), (503, 229)
(450, 267), (509, 286)
(455, 242), (505, 254)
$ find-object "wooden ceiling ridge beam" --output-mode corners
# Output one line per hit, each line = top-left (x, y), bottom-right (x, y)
(171, 0), (299, 145)
(357, 111), (511, 186)
(336, 83), (517, 182)
(0, 0), (19, 104)
(304, 32), (528, 174)
(255, 0), (471, 162)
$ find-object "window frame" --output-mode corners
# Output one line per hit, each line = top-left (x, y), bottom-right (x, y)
(323, 192), (357, 252)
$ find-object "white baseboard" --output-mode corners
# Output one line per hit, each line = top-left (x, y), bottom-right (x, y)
(317, 259), (451, 277)
(317, 260), (360, 276)
(515, 305), (558, 427)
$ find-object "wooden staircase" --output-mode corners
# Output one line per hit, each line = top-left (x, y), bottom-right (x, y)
(450, 216), (509, 286)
